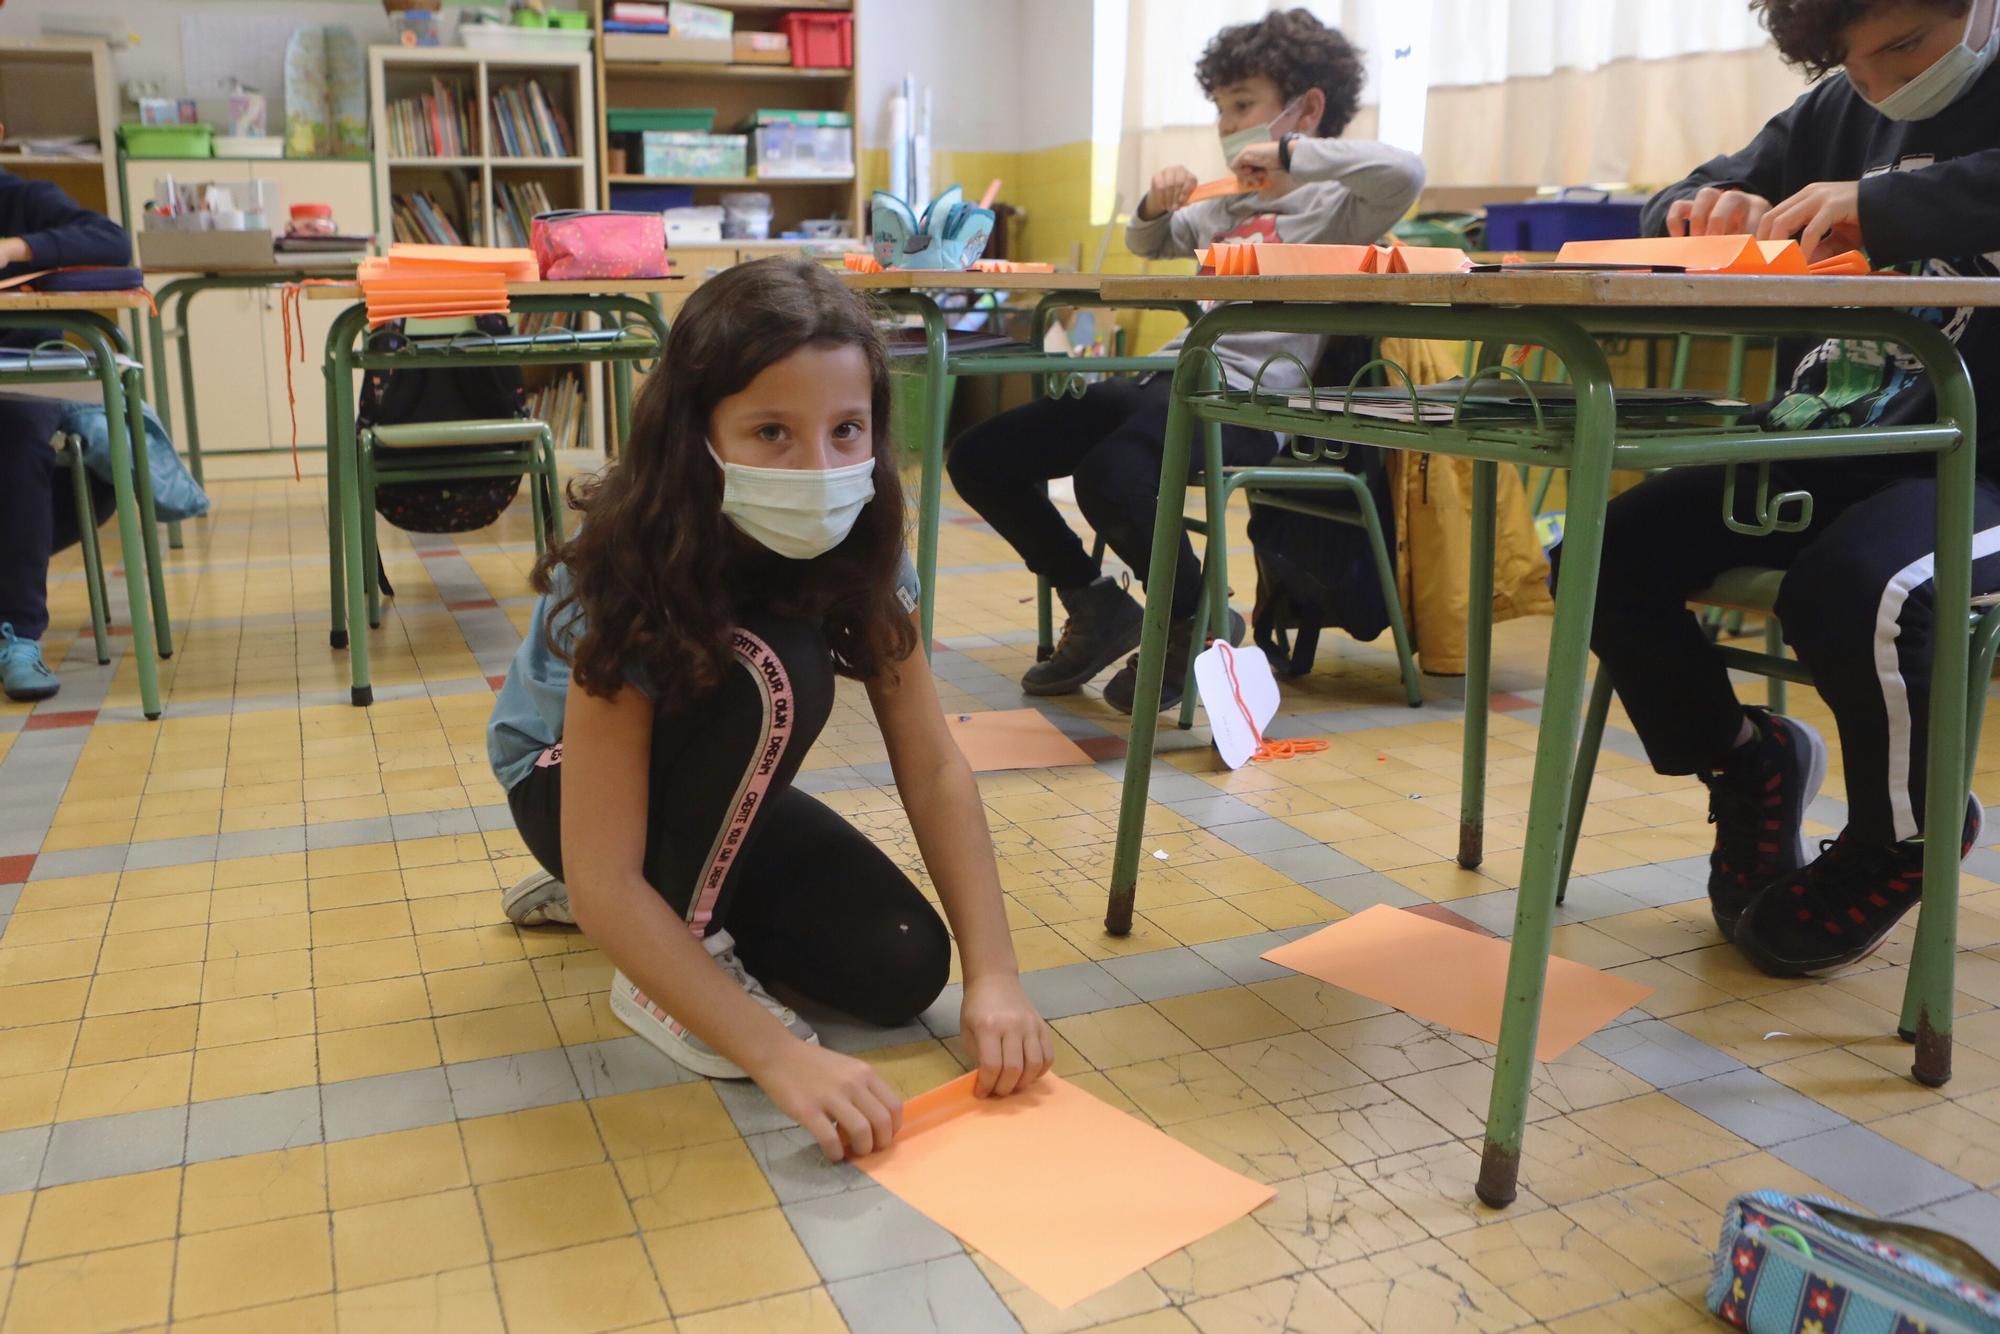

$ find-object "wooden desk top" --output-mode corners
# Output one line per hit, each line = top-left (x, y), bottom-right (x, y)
(841, 270), (1114, 293)
(144, 262), (362, 277)
(1098, 271), (2000, 308)
(0, 290), (150, 312)
(304, 278), (689, 301)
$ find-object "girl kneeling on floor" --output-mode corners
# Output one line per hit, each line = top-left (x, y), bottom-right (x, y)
(487, 257), (1053, 1159)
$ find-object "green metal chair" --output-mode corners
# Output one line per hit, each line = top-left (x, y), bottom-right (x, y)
(54, 431), (113, 667)
(355, 418), (563, 629)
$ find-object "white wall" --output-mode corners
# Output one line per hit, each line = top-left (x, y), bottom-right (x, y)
(856, 0), (1023, 152)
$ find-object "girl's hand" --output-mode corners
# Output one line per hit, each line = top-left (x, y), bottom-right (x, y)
(1230, 141), (1289, 191)
(756, 1042), (904, 1161)
(1142, 166), (1197, 220)
(1757, 181), (1863, 263)
(961, 973), (1054, 1098)
(1666, 186), (1772, 238)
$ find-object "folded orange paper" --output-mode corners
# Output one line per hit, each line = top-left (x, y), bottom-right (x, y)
(1185, 176), (1256, 204)
(1262, 904), (1654, 1060)
(1556, 234), (1807, 275)
(1203, 242), (1384, 276)
(1385, 243), (1473, 274)
(860, 1073), (1275, 1308)
(945, 708), (1092, 772)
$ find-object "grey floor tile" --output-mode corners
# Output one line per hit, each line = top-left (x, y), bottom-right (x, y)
(1591, 862), (1706, 909)
(0, 1125), (50, 1195)
(322, 1067), (456, 1142)
(213, 826), (308, 861)
(1140, 772), (1223, 804)
(446, 1048), (581, 1120)
(0, 831), (45, 858)
(918, 984), (963, 1039)
(785, 1185), (963, 1281)
(42, 1106), (188, 1187)
(828, 1254), (1016, 1334)
(1770, 1125), (1974, 1215)
(1301, 872), (1427, 912)
(566, 1037), (695, 1100)
(1017, 962), (1140, 1021)
(1164, 795), (1265, 828)
(1191, 929), (1298, 985)
(1255, 843), (1368, 884)
(0, 886), (23, 916)
(185, 1087), (324, 1163)
(1444, 893), (1523, 937)
(1215, 819), (1319, 856)
(471, 805), (517, 834)
(1548, 876), (1648, 922)
(28, 844), (126, 880)
(799, 1006), (932, 1056)
(1894, 1190), (2000, 1262)
(794, 767), (871, 795)
(714, 1081), (796, 1138)
(388, 809), (482, 842)
(308, 816), (399, 850)
(1665, 1068), (1849, 1147)
(1583, 1019), (1744, 1088)
(1100, 947), (1235, 1003)
(122, 833), (219, 871)
(853, 762), (897, 787)
(746, 1125), (869, 1203)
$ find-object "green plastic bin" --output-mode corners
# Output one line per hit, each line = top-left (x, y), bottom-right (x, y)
(608, 107), (717, 134)
(122, 124), (214, 159)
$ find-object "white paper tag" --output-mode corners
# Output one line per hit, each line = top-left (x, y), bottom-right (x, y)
(1192, 641), (1280, 770)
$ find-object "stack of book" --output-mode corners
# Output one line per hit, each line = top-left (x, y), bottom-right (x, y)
(492, 179), (555, 249)
(387, 79), (476, 158)
(605, 2), (670, 31)
(526, 372), (585, 452)
(489, 80), (574, 159)
(389, 190), (466, 246)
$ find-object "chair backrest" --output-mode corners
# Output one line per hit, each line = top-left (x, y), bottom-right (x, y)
(367, 419), (547, 450)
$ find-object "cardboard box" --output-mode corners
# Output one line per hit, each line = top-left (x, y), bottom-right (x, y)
(137, 228), (278, 269)
(733, 31), (792, 64)
(604, 32), (732, 63)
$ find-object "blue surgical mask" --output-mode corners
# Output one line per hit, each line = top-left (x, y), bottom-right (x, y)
(1855, 5), (1999, 121)
(1219, 96), (1306, 167)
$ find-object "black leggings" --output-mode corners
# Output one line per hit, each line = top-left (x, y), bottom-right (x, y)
(507, 610), (951, 1027)
(946, 377), (1279, 620)
(0, 394), (113, 640)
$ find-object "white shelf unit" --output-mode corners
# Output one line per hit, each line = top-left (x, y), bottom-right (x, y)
(368, 45), (599, 250)
(0, 39), (121, 222)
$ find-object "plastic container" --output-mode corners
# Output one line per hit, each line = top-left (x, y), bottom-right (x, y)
(752, 123), (853, 179)
(1483, 191), (1644, 251)
(784, 12), (853, 68)
(641, 131), (747, 179)
(288, 203), (337, 238)
(215, 136), (286, 159)
(122, 124), (215, 159)
(720, 191), (773, 240)
(391, 11), (441, 45)
(610, 183), (696, 213)
(608, 107), (716, 134)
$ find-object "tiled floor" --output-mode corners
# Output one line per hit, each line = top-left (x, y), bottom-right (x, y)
(4, 453), (2000, 1333)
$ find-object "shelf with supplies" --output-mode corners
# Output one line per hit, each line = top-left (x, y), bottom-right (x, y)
(601, 59), (851, 78)
(608, 173), (851, 187)
(0, 39), (122, 219)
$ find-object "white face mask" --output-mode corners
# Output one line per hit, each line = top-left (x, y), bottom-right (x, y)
(709, 444), (876, 561)
(1854, 5), (1999, 121)
(1219, 96), (1306, 165)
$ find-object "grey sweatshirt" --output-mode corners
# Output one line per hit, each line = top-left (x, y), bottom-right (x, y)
(1125, 137), (1426, 393)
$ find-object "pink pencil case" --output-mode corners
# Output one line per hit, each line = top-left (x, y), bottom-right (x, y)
(530, 210), (668, 280)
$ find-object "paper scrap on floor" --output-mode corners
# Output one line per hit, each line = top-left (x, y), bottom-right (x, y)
(860, 1073), (1275, 1308)
(946, 708), (1092, 772)
(1263, 903), (1654, 1059)
(1192, 641), (1278, 769)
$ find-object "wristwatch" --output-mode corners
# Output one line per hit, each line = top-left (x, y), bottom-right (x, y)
(1278, 133), (1299, 172)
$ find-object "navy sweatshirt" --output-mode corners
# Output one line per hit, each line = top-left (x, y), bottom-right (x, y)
(0, 170), (129, 278)
(1642, 59), (2000, 475)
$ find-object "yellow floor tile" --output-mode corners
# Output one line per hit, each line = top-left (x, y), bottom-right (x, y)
(435, 1000), (561, 1064)
(645, 1207), (819, 1315)
(191, 1034), (318, 1102)
(311, 901), (414, 949)
(335, 1266), (505, 1334)
(0, 939), (103, 990)
(169, 1295), (336, 1334)
(325, 1123), (470, 1211)
(105, 892), (210, 936)
(206, 913), (311, 961)
(2, 904), (110, 947)
(317, 1018), (441, 1084)
(1568, 1094), (1751, 1178)
(313, 936), (422, 987)
(495, 1236), (670, 1333)
(173, 1213), (334, 1320)
(617, 1137), (776, 1231)
(0, 1190), (30, 1268)
(478, 1162), (636, 1260)
(19, 1166), (181, 1263)
(1445, 1207), (1657, 1321)
(315, 976), (432, 1032)
(332, 1187), (491, 1289)
(200, 950), (312, 1005)
(5, 1238), (174, 1334)
(0, 1023), (77, 1081)
(590, 1083), (738, 1159)
(54, 1050), (192, 1121)
(1053, 1004), (1201, 1069)
(1151, 989), (1298, 1049)
(0, 980), (92, 1033)
(95, 923), (208, 973)
(426, 960), (543, 1015)
(676, 1288), (849, 1334)
(195, 991), (316, 1049)
(180, 1146), (327, 1235)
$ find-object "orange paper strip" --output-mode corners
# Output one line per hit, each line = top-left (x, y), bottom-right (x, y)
(1386, 245), (1473, 274)
(1185, 176), (1255, 204)
(861, 1074), (1275, 1308)
(1262, 904), (1654, 1060)
(1807, 249), (1873, 275)
(379, 243), (540, 281)
(945, 709), (1092, 772)
(1556, 235), (1805, 275)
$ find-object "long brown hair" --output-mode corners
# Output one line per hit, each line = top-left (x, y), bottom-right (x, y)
(535, 256), (916, 709)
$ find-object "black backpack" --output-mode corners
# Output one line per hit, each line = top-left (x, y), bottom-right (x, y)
(1246, 443), (1396, 676)
(356, 314), (529, 537)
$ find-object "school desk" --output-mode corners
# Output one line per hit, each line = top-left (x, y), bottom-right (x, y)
(841, 270), (1207, 654)
(306, 279), (677, 705)
(1095, 268), (2000, 1209)
(0, 289), (171, 719)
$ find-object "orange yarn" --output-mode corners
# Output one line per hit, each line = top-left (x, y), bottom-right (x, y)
(1214, 641), (1327, 764)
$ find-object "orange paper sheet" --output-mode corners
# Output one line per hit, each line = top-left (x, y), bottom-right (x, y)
(861, 1074), (1275, 1308)
(1386, 244), (1473, 274)
(1203, 242), (1384, 276)
(1262, 904), (1654, 1059)
(1185, 176), (1256, 204)
(1555, 234), (1806, 275)
(375, 244), (539, 281)
(945, 708), (1092, 772)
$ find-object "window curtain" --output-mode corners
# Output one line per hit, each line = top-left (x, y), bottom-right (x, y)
(1114, 0), (1808, 207)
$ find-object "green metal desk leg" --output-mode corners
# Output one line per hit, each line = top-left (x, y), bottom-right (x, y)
(612, 357), (633, 449)
(1726, 335), (1749, 402)
(1106, 354), (1205, 935)
(122, 365), (174, 661)
(147, 281), (190, 551)
(1476, 325), (1618, 1208)
(332, 323), (373, 705)
(325, 332), (349, 652)
(172, 286), (205, 488)
(78, 323), (162, 719)
(1459, 460), (1497, 869)
(1901, 315), (1977, 1086)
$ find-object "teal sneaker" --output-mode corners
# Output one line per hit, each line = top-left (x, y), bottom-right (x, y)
(0, 625), (59, 703)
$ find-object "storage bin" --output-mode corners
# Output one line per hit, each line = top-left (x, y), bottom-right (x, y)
(752, 123), (853, 179)
(784, 12), (853, 68)
(640, 131), (747, 179)
(122, 123), (215, 159)
(610, 183), (696, 212)
(609, 107), (716, 134)
(1483, 191), (1644, 251)
(734, 31), (791, 64)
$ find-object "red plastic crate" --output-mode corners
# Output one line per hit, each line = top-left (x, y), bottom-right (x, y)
(784, 12), (853, 68)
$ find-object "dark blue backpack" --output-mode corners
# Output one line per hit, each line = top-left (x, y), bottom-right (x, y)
(1246, 443), (1395, 677)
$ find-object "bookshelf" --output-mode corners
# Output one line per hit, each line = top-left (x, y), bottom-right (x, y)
(0, 39), (121, 222)
(367, 46), (598, 251)
(588, 0), (862, 242)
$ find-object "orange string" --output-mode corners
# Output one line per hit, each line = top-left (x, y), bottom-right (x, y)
(1214, 641), (1327, 764)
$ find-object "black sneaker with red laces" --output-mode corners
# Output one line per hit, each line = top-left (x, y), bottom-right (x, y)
(1698, 708), (1827, 936)
(1734, 797), (1985, 978)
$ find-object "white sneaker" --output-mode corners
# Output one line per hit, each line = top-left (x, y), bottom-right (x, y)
(503, 870), (574, 926)
(609, 929), (818, 1080)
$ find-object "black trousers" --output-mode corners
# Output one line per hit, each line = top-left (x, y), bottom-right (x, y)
(946, 377), (1279, 620)
(0, 395), (112, 641)
(1578, 463), (2000, 845)
(507, 610), (951, 1027)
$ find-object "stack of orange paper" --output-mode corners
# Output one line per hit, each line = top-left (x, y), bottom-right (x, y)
(1555, 235), (1808, 274)
(358, 244), (539, 325)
